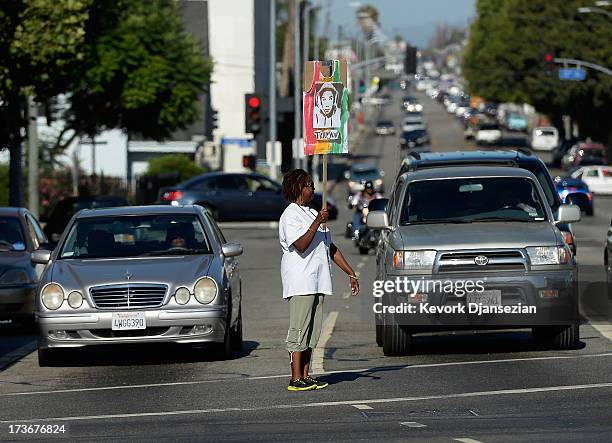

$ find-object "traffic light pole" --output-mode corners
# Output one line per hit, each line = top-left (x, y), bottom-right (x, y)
(293, 0), (302, 170)
(268, 0), (278, 179)
(553, 57), (612, 76)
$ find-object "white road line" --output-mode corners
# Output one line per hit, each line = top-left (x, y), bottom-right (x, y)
(5, 382), (612, 424)
(357, 262), (365, 269)
(351, 404), (373, 410)
(454, 439), (484, 443)
(3, 352), (612, 397)
(400, 421), (427, 428)
(311, 311), (338, 374)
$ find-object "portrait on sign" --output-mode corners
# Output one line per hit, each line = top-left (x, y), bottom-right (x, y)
(313, 82), (343, 129)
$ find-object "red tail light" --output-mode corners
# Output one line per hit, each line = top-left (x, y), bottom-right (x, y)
(587, 192), (593, 201)
(561, 231), (573, 246)
(161, 190), (183, 201)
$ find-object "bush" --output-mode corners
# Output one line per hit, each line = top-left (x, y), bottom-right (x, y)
(146, 154), (206, 183)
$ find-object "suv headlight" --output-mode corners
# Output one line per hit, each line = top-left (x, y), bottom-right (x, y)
(174, 287), (191, 305)
(527, 246), (570, 265)
(41, 283), (64, 310)
(0, 269), (30, 285)
(194, 277), (217, 304)
(67, 291), (83, 309)
(393, 250), (436, 270)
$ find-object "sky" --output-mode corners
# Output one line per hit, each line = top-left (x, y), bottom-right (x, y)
(319, 0), (477, 48)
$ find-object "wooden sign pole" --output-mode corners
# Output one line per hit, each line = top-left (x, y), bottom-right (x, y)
(322, 154), (328, 228)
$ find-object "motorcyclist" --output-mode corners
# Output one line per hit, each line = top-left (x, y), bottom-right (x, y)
(349, 181), (383, 238)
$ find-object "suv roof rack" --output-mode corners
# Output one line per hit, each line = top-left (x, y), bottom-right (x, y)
(406, 158), (518, 172)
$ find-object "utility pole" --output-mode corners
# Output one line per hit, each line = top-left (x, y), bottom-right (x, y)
(268, 0), (278, 179)
(27, 96), (39, 218)
(293, 0), (302, 169)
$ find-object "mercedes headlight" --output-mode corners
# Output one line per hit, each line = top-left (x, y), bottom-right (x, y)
(527, 246), (569, 265)
(175, 287), (191, 305)
(67, 291), (83, 309)
(41, 283), (64, 310)
(194, 278), (217, 304)
(393, 250), (436, 270)
(0, 269), (30, 285)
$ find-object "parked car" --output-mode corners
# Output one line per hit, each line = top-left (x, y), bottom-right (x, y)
(400, 128), (430, 150)
(530, 127), (559, 151)
(554, 177), (593, 215)
(344, 164), (385, 195)
(570, 166), (612, 195)
(0, 208), (52, 326)
(34, 205), (244, 366)
(562, 142), (607, 170)
(375, 120), (395, 135)
(368, 166), (581, 355)
(396, 150), (579, 255)
(159, 172), (337, 221)
(475, 123), (502, 145)
(42, 195), (129, 245)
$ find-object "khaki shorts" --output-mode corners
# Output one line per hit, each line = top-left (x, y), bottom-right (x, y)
(286, 294), (325, 353)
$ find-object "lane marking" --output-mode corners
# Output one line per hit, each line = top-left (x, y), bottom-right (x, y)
(3, 352), (612, 397)
(454, 439), (484, 443)
(311, 311), (338, 374)
(400, 421), (427, 428)
(5, 382), (612, 424)
(357, 262), (365, 269)
(351, 404), (373, 410)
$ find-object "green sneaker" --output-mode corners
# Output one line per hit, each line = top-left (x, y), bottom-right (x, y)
(304, 376), (329, 390)
(287, 378), (317, 391)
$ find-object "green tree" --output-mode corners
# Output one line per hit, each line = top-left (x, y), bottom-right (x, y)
(463, 0), (612, 145)
(146, 154), (205, 182)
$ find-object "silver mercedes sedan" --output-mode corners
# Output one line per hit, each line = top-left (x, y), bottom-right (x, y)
(32, 205), (243, 366)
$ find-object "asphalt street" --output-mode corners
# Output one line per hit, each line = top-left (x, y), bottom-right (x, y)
(0, 85), (611, 442)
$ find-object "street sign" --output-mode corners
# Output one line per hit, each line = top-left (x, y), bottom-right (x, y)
(559, 68), (586, 81)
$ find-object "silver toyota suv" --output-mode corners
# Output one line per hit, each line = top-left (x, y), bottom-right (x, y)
(367, 166), (581, 355)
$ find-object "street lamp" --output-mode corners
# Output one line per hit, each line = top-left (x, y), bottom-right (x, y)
(578, 6), (612, 18)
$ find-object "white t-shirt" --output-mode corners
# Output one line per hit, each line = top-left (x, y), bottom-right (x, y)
(279, 203), (333, 299)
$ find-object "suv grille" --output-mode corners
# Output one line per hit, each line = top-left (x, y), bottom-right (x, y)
(437, 250), (526, 273)
(90, 284), (167, 309)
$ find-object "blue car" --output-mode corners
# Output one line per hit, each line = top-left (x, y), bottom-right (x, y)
(555, 177), (593, 216)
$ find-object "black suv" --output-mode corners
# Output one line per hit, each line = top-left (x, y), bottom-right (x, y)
(395, 150), (577, 253)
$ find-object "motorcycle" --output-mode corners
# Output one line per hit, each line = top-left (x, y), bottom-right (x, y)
(345, 201), (378, 254)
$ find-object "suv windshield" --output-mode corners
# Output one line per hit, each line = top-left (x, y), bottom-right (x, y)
(352, 168), (379, 180)
(60, 215), (212, 259)
(400, 177), (547, 225)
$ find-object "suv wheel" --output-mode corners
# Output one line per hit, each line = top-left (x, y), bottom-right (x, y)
(532, 323), (580, 350)
(382, 316), (413, 356)
(230, 307), (243, 350)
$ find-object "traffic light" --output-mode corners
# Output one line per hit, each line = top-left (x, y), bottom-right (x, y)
(404, 45), (417, 75)
(245, 93), (262, 134)
(242, 154), (256, 170)
(210, 108), (218, 131)
(544, 52), (556, 76)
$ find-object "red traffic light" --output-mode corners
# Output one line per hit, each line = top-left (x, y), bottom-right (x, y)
(248, 96), (260, 108)
(544, 54), (554, 63)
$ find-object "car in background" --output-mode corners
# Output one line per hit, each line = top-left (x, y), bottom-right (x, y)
(0, 208), (51, 326)
(571, 166), (612, 195)
(402, 96), (422, 112)
(400, 128), (430, 150)
(42, 195), (129, 245)
(344, 164), (384, 195)
(34, 205), (244, 366)
(553, 138), (580, 168)
(530, 127), (559, 151)
(396, 150), (579, 255)
(375, 120), (395, 135)
(504, 113), (529, 132)
(555, 177), (593, 215)
(475, 123), (502, 145)
(368, 165), (581, 355)
(159, 172), (337, 220)
(562, 142), (607, 170)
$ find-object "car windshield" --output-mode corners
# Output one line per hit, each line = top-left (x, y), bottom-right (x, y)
(537, 129), (556, 137)
(377, 121), (393, 126)
(479, 124), (499, 130)
(352, 168), (379, 180)
(404, 130), (427, 138)
(59, 215), (212, 259)
(400, 177), (547, 225)
(0, 217), (26, 251)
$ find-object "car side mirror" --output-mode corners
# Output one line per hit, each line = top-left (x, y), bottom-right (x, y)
(556, 204), (581, 224)
(366, 210), (392, 230)
(31, 249), (52, 265)
(222, 243), (243, 257)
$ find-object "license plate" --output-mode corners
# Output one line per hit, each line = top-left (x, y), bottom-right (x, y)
(112, 312), (146, 330)
(467, 290), (502, 306)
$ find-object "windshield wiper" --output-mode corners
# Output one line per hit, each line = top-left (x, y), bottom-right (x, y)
(404, 219), (473, 225)
(139, 248), (210, 256)
(470, 217), (539, 223)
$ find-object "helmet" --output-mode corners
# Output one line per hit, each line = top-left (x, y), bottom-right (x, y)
(363, 181), (375, 193)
